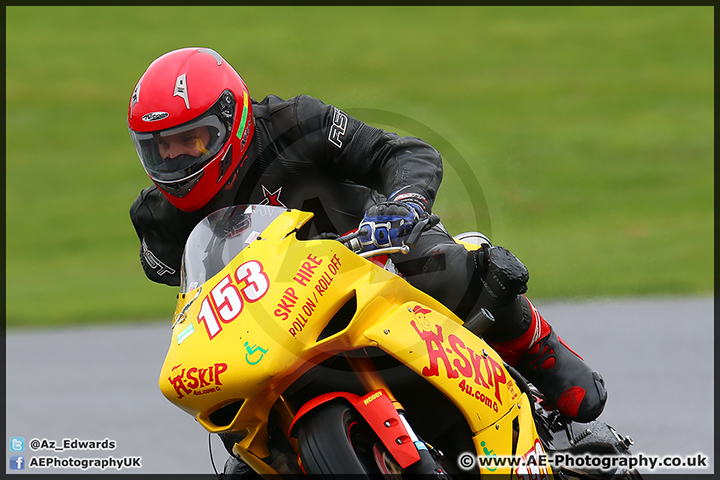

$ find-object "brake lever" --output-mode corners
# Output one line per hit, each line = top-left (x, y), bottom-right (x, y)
(405, 214), (440, 248)
(359, 245), (410, 258)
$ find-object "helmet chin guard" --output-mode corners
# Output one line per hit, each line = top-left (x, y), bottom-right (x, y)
(128, 48), (254, 211)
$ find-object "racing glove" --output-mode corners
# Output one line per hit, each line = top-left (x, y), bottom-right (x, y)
(358, 201), (427, 252)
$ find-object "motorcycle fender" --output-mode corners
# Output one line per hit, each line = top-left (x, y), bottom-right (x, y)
(289, 389), (421, 469)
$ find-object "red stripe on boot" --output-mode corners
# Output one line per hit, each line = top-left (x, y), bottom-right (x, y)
(487, 296), (551, 366)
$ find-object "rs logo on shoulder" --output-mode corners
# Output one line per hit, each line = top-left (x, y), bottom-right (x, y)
(328, 107), (348, 148)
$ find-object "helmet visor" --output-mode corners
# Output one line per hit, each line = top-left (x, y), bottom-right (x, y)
(130, 113), (227, 184)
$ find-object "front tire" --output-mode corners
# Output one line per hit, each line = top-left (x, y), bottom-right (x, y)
(296, 400), (401, 477)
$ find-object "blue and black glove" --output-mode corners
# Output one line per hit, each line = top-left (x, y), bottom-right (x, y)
(358, 201), (427, 252)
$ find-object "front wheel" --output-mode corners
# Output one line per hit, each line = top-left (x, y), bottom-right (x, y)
(295, 400), (403, 477)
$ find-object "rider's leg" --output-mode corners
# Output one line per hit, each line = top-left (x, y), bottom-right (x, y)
(479, 292), (607, 422)
(393, 226), (607, 422)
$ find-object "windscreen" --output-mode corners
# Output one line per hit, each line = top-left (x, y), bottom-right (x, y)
(179, 205), (288, 293)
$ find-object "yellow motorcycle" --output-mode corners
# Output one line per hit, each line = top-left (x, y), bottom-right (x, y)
(159, 204), (641, 479)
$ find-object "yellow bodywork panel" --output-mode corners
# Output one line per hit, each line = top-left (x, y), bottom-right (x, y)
(158, 208), (551, 476)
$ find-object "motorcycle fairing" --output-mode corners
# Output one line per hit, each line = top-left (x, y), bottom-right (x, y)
(159, 206), (551, 475)
(159, 207), (409, 454)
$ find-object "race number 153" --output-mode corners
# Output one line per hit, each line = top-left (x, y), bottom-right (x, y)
(197, 260), (269, 339)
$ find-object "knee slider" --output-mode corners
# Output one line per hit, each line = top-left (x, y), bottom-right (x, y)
(477, 245), (529, 301)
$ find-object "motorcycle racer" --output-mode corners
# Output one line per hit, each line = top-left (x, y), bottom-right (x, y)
(127, 47), (607, 476)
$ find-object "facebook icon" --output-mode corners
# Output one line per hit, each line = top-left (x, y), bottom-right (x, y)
(10, 455), (25, 470)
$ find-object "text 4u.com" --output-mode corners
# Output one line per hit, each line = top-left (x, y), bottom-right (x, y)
(458, 451), (709, 472)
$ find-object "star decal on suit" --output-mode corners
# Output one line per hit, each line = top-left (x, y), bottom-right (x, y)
(260, 185), (286, 207)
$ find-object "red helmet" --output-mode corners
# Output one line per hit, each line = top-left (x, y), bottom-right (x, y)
(128, 48), (254, 211)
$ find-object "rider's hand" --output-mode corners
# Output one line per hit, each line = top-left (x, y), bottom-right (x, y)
(358, 201), (427, 252)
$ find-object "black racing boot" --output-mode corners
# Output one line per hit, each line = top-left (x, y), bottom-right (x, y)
(487, 297), (607, 422)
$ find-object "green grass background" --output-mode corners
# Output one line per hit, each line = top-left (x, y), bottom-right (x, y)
(6, 6), (713, 328)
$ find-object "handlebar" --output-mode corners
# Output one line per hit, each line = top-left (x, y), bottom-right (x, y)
(335, 213), (441, 257)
